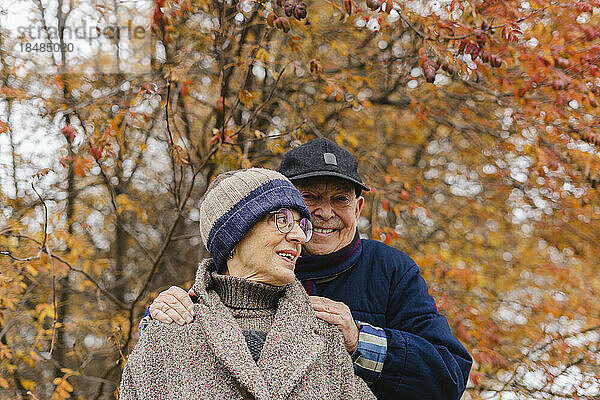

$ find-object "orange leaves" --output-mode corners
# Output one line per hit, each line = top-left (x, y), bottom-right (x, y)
(0, 120), (9, 135)
(238, 90), (255, 109)
(449, 0), (464, 12)
(73, 157), (93, 177)
(170, 144), (189, 166)
(32, 168), (52, 179)
(343, 0), (352, 15)
(216, 96), (230, 117)
(288, 35), (302, 53)
(180, 79), (192, 97)
(502, 23), (522, 42)
(326, 83), (344, 101)
(472, 348), (510, 369)
(209, 129), (234, 146)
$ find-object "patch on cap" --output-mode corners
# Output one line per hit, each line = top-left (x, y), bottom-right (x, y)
(323, 152), (337, 165)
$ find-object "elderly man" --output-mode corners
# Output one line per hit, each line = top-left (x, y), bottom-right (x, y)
(142, 138), (472, 400)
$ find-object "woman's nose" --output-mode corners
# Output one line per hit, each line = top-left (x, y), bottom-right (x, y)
(286, 222), (307, 244)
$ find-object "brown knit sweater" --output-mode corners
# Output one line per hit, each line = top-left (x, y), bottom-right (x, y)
(119, 258), (376, 400)
(212, 272), (284, 361)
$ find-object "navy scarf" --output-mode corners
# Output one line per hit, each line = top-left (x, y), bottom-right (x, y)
(295, 230), (362, 295)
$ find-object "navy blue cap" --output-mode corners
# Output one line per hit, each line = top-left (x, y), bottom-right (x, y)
(278, 138), (370, 192)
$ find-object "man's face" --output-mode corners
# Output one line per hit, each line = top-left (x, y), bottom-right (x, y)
(294, 177), (364, 256)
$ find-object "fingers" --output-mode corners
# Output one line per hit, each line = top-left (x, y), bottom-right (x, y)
(165, 286), (196, 317)
(309, 296), (345, 314)
(148, 307), (174, 324)
(313, 310), (343, 325)
(149, 286), (195, 324)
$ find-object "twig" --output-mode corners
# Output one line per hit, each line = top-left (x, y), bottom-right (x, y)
(229, 63), (290, 140)
(165, 76), (181, 207)
(46, 242), (58, 356)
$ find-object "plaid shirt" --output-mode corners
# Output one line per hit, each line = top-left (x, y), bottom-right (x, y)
(352, 321), (387, 384)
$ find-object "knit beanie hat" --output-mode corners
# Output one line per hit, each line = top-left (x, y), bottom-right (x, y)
(199, 168), (311, 272)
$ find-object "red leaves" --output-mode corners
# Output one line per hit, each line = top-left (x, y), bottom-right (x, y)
(141, 82), (157, 95)
(89, 145), (103, 161)
(61, 125), (77, 143)
(60, 155), (72, 168)
(449, 0), (464, 13)
(490, 54), (502, 68)
(216, 96), (230, 116)
(473, 29), (486, 47)
(33, 168), (52, 179)
(293, 3), (307, 21)
(180, 79), (192, 97)
(274, 16), (291, 32)
(581, 132), (600, 146)
(343, 0), (352, 15)
(423, 60), (439, 83)
(502, 23), (522, 42)
(457, 34), (502, 68)
(267, 12), (276, 27)
(418, 48), (439, 83)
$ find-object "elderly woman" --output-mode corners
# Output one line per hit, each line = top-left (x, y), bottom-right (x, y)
(119, 168), (375, 400)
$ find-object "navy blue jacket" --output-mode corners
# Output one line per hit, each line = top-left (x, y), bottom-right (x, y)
(314, 239), (472, 400)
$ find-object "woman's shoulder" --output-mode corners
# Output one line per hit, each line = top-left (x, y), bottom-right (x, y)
(138, 318), (203, 347)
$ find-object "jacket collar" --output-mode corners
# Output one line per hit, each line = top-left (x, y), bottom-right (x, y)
(192, 259), (324, 400)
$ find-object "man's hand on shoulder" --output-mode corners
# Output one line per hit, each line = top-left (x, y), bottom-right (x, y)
(149, 286), (196, 325)
(309, 296), (359, 353)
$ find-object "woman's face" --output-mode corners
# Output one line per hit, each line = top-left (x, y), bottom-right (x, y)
(226, 209), (307, 286)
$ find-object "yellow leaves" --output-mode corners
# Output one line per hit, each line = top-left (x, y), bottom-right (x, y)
(36, 303), (56, 323)
(51, 369), (80, 400)
(0, 377), (8, 389)
(20, 378), (36, 391)
(0, 87), (28, 101)
(0, 344), (12, 360)
(116, 193), (148, 222)
(335, 130), (358, 148)
(239, 90), (255, 109)
(267, 140), (285, 155)
(255, 48), (270, 64)
(52, 376), (74, 400)
(254, 129), (266, 139)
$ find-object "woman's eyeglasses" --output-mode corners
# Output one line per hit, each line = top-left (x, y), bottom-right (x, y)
(269, 208), (313, 242)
